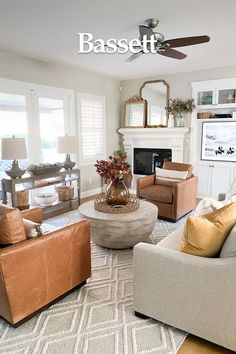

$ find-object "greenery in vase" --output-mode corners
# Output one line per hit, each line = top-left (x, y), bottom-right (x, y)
(113, 150), (131, 170)
(166, 98), (195, 116)
(95, 152), (130, 181)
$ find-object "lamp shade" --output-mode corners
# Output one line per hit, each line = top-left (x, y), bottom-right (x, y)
(57, 136), (77, 154)
(1, 137), (27, 160)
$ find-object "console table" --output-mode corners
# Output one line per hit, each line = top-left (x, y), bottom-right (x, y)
(1, 169), (80, 219)
(79, 200), (158, 249)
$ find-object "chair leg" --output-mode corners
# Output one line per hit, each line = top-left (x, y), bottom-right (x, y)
(134, 311), (149, 319)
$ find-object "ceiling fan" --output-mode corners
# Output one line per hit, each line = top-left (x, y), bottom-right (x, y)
(126, 18), (210, 62)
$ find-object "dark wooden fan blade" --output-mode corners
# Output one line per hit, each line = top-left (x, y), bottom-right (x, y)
(158, 48), (187, 60)
(162, 35), (210, 48)
(139, 25), (154, 40)
(125, 51), (143, 62)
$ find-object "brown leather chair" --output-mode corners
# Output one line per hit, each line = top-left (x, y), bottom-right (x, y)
(0, 205), (91, 326)
(137, 162), (198, 222)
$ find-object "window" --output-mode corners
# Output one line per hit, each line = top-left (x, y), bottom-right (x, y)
(78, 93), (106, 165)
(38, 97), (65, 163)
(0, 79), (75, 179)
(0, 92), (29, 180)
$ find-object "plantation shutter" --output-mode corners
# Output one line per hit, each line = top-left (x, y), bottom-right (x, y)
(78, 94), (106, 164)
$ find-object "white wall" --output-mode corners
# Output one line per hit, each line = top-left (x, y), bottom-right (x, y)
(120, 65), (236, 161)
(2, 48), (236, 190)
(0, 50), (121, 193)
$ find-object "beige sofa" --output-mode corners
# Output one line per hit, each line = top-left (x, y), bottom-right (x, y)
(133, 225), (236, 352)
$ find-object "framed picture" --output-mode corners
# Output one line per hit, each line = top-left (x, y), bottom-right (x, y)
(201, 121), (236, 162)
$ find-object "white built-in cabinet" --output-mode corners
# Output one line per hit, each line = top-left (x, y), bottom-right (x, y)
(193, 163), (235, 199)
(191, 78), (236, 199)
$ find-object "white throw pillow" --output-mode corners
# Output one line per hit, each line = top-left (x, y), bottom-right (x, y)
(194, 196), (236, 217)
(23, 219), (56, 238)
(194, 198), (224, 216)
(23, 218), (43, 238)
(155, 167), (188, 180)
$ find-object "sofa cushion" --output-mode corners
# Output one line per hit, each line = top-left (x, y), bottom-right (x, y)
(155, 167), (188, 180)
(0, 205), (26, 244)
(157, 226), (184, 250)
(220, 224), (236, 258)
(140, 185), (173, 204)
(180, 203), (236, 257)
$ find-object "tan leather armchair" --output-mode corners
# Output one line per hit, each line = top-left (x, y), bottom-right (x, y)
(0, 205), (91, 326)
(137, 162), (198, 222)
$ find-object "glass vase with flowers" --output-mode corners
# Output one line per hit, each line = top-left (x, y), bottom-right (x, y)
(95, 152), (130, 206)
(166, 98), (195, 127)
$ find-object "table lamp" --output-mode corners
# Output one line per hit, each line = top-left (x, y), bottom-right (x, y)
(1, 137), (27, 178)
(57, 135), (77, 170)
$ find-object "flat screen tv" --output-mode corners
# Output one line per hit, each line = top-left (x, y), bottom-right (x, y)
(201, 121), (236, 162)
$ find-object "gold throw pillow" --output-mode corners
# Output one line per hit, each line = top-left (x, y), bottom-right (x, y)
(180, 202), (236, 257)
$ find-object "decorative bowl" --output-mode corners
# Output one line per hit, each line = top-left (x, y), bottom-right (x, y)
(34, 193), (58, 206)
(27, 163), (63, 176)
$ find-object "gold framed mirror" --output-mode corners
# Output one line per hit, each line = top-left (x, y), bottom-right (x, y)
(124, 96), (147, 127)
(139, 80), (170, 127)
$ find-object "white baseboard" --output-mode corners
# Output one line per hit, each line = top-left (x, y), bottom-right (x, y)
(81, 187), (102, 199)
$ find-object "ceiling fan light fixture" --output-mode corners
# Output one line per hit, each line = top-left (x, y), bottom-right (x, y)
(126, 19), (210, 62)
(153, 32), (164, 43)
(145, 18), (159, 28)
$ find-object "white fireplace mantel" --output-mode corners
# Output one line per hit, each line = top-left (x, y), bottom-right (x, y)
(118, 127), (190, 173)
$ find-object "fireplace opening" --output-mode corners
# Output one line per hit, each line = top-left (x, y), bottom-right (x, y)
(133, 148), (172, 175)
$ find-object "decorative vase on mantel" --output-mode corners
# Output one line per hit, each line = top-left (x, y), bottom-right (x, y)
(174, 113), (185, 127)
(106, 179), (130, 206)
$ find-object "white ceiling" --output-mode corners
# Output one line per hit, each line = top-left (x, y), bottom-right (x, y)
(0, 0), (236, 80)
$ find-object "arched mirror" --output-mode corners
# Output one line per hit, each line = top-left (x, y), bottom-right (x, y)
(124, 96), (147, 127)
(140, 80), (170, 127)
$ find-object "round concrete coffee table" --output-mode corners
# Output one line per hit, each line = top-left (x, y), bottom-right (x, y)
(79, 200), (158, 249)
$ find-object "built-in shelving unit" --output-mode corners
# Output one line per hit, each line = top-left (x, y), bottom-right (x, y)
(191, 78), (236, 198)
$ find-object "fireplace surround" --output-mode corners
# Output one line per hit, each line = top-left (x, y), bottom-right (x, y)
(118, 127), (189, 178)
(134, 148), (172, 175)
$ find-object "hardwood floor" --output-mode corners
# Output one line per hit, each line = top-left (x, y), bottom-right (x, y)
(80, 193), (103, 204)
(178, 335), (234, 354)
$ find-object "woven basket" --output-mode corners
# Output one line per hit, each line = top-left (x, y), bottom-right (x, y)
(197, 112), (212, 119)
(16, 191), (29, 210)
(56, 186), (74, 201)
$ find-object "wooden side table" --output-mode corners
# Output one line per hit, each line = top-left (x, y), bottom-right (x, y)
(1, 169), (80, 219)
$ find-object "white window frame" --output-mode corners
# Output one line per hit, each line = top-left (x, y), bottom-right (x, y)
(0, 78), (75, 165)
(77, 92), (106, 166)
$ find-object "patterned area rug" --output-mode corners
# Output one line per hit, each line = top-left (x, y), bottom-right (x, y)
(0, 210), (189, 354)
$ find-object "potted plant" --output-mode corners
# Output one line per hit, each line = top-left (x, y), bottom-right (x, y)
(166, 98), (195, 127)
(95, 153), (130, 206)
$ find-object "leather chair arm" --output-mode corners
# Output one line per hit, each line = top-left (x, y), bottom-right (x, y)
(173, 175), (198, 193)
(0, 219), (91, 325)
(172, 175), (198, 219)
(137, 175), (155, 197)
(21, 207), (43, 224)
(0, 219), (90, 256)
